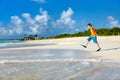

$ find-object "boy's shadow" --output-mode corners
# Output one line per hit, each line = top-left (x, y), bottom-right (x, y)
(101, 47), (120, 51)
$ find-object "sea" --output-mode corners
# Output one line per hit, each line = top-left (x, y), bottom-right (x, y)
(0, 40), (120, 80)
(0, 39), (22, 47)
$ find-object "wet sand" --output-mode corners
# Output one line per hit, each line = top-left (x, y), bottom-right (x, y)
(0, 62), (120, 80)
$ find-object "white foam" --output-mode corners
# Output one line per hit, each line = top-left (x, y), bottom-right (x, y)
(0, 43), (20, 47)
(101, 60), (120, 63)
(0, 59), (102, 64)
(70, 62), (90, 69)
(0, 44), (8, 47)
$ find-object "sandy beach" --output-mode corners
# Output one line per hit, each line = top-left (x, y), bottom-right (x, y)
(0, 36), (120, 80)
(2, 36), (120, 62)
(26, 36), (120, 62)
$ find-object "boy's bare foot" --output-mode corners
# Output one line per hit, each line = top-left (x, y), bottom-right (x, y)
(96, 48), (101, 52)
(81, 45), (87, 48)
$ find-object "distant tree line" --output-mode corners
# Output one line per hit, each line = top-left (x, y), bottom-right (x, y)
(47, 27), (120, 39)
(23, 27), (120, 40)
(24, 34), (38, 40)
(96, 27), (120, 36)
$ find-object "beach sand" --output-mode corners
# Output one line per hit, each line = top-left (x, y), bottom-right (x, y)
(2, 36), (120, 62)
(26, 36), (120, 62)
(0, 36), (120, 80)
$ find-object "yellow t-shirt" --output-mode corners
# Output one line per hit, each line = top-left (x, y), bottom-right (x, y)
(90, 27), (97, 37)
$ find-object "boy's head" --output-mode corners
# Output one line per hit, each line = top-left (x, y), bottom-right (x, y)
(88, 23), (92, 29)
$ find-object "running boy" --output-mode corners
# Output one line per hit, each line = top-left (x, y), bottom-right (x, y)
(82, 23), (101, 51)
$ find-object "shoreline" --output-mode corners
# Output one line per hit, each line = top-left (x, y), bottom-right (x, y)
(1, 59), (120, 64)
(0, 36), (120, 80)
(0, 36), (120, 62)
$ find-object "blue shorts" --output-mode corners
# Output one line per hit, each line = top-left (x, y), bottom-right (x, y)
(87, 36), (98, 43)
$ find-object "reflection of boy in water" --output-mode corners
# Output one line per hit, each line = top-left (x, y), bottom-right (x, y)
(83, 23), (101, 51)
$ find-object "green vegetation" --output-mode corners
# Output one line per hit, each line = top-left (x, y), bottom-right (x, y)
(47, 27), (120, 39)
(24, 34), (38, 40)
(23, 27), (120, 40)
(96, 27), (120, 36)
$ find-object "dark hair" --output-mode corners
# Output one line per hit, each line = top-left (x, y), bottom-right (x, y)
(88, 23), (92, 27)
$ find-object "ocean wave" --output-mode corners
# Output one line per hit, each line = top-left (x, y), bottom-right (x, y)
(0, 59), (102, 64)
(0, 42), (25, 48)
(0, 59), (120, 64)
(0, 43), (8, 47)
(0, 43), (17, 47)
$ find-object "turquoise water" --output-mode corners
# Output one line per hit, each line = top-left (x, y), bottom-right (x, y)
(0, 40), (22, 47)
(0, 40), (22, 43)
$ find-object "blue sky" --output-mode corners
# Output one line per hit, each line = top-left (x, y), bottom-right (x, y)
(0, 0), (120, 39)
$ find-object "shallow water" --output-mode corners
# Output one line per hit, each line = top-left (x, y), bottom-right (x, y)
(0, 40), (22, 43)
(0, 43), (120, 80)
(0, 62), (120, 80)
(0, 49), (86, 62)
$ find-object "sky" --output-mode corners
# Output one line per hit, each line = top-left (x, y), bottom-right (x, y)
(0, 0), (120, 39)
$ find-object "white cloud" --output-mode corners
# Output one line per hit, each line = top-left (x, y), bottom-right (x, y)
(55, 8), (75, 27)
(0, 8), (49, 39)
(22, 8), (49, 34)
(10, 16), (24, 34)
(22, 13), (35, 27)
(11, 16), (23, 25)
(35, 8), (49, 26)
(107, 16), (120, 28)
(0, 16), (24, 38)
(32, 0), (45, 3)
(0, 7), (77, 39)
(0, 24), (7, 37)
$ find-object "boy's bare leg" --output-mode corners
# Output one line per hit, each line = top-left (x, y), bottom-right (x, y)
(96, 43), (101, 51)
(97, 43), (101, 49)
(82, 41), (89, 48)
(86, 41), (89, 47)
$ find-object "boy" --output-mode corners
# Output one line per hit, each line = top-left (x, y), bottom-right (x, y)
(82, 23), (101, 51)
